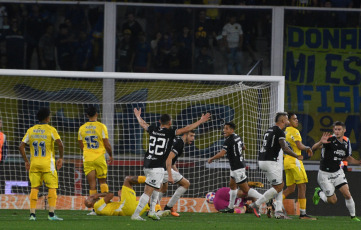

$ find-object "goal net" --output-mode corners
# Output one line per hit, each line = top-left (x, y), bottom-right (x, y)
(0, 70), (284, 210)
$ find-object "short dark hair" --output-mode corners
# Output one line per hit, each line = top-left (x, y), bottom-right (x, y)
(37, 107), (50, 122)
(333, 121), (346, 129)
(275, 112), (288, 123)
(160, 114), (172, 125)
(225, 122), (236, 130)
(86, 106), (97, 117)
(287, 112), (296, 118)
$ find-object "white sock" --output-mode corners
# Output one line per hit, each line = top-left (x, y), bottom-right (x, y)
(150, 191), (159, 213)
(255, 187), (278, 207)
(300, 209), (306, 215)
(345, 197), (356, 217)
(167, 186), (187, 208)
(247, 188), (262, 199)
(274, 190), (283, 212)
(228, 189), (237, 209)
(132, 193), (149, 217)
(158, 192), (164, 205)
(319, 191), (328, 203)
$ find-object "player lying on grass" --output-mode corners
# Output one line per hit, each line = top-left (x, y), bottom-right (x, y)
(84, 175), (170, 217)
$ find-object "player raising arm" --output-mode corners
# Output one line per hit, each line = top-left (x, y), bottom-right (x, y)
(78, 106), (113, 215)
(19, 107), (64, 221)
(312, 121), (361, 222)
(207, 122), (262, 213)
(250, 112), (303, 219)
(131, 108), (210, 221)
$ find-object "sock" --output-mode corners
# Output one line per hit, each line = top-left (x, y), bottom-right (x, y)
(89, 190), (97, 196)
(150, 191), (159, 213)
(49, 212), (54, 217)
(298, 198), (306, 215)
(282, 194), (286, 200)
(167, 186), (187, 208)
(132, 193), (149, 217)
(100, 184), (109, 193)
(30, 189), (39, 213)
(30, 213), (36, 217)
(345, 197), (356, 217)
(228, 189), (237, 209)
(319, 191), (328, 203)
(158, 192), (164, 205)
(138, 176), (146, 184)
(274, 190), (283, 212)
(247, 188), (262, 199)
(255, 187), (278, 207)
(48, 188), (57, 211)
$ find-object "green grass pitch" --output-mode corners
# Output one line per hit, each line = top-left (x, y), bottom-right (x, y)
(0, 210), (359, 230)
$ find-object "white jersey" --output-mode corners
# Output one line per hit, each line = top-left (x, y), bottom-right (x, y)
(222, 23), (243, 48)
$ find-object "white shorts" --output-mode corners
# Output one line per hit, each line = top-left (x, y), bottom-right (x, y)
(144, 168), (164, 189)
(317, 169), (348, 197)
(162, 169), (184, 184)
(259, 161), (283, 185)
(230, 168), (247, 184)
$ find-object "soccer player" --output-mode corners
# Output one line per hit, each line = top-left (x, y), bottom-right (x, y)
(131, 108), (210, 221)
(78, 106), (113, 215)
(19, 107), (64, 221)
(250, 112), (303, 219)
(207, 122), (262, 213)
(157, 130), (195, 217)
(84, 175), (171, 217)
(283, 112), (315, 220)
(0, 118), (8, 163)
(312, 121), (361, 222)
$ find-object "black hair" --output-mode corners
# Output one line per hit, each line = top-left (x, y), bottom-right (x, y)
(333, 121), (346, 129)
(275, 112), (288, 123)
(160, 114), (172, 125)
(37, 107), (50, 122)
(288, 112), (296, 119)
(224, 122), (236, 130)
(86, 106), (97, 117)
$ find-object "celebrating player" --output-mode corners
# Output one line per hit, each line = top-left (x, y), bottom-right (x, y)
(250, 112), (303, 219)
(78, 106), (113, 215)
(157, 130), (195, 217)
(0, 118), (8, 163)
(207, 122), (262, 213)
(312, 121), (361, 222)
(283, 112), (315, 220)
(84, 175), (170, 217)
(19, 107), (64, 221)
(131, 108), (210, 221)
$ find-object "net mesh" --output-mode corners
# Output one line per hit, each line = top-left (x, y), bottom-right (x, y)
(0, 73), (279, 210)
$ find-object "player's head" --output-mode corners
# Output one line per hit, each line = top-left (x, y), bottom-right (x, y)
(86, 106), (98, 118)
(37, 107), (51, 123)
(287, 112), (298, 128)
(84, 195), (99, 208)
(332, 121), (346, 138)
(160, 114), (172, 126)
(183, 130), (196, 145)
(223, 122), (236, 137)
(275, 112), (289, 128)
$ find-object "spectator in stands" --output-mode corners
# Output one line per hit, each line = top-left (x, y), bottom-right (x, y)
(5, 18), (25, 69)
(165, 44), (181, 73)
(151, 32), (164, 73)
(39, 25), (56, 70)
(177, 26), (193, 73)
(73, 31), (93, 71)
(222, 14), (243, 75)
(56, 23), (76, 71)
(195, 46), (214, 74)
(194, 10), (214, 57)
(290, 0), (318, 27)
(122, 12), (143, 47)
(131, 32), (152, 72)
(117, 29), (134, 72)
(320, 0), (353, 27)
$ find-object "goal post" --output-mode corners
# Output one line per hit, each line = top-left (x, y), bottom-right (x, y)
(0, 69), (284, 210)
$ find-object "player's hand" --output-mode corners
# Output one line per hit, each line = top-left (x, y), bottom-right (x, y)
(306, 147), (313, 157)
(207, 158), (213, 164)
(56, 158), (63, 170)
(107, 156), (113, 164)
(25, 161), (30, 171)
(200, 113), (211, 123)
(134, 108), (141, 117)
(297, 155), (303, 160)
(320, 132), (331, 144)
(168, 177), (174, 184)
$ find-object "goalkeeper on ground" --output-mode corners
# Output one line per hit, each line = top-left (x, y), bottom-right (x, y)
(84, 175), (170, 217)
(78, 106), (113, 215)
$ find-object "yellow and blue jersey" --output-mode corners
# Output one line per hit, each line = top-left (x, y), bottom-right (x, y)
(284, 126), (302, 169)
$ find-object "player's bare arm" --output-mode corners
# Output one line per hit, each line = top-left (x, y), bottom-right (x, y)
(312, 132), (331, 151)
(176, 113), (211, 135)
(103, 192), (114, 204)
(295, 141), (313, 157)
(55, 139), (64, 170)
(133, 108), (149, 130)
(166, 152), (176, 184)
(280, 140), (303, 160)
(78, 140), (84, 151)
(344, 156), (361, 166)
(208, 149), (227, 164)
(103, 138), (113, 164)
(19, 142), (30, 171)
